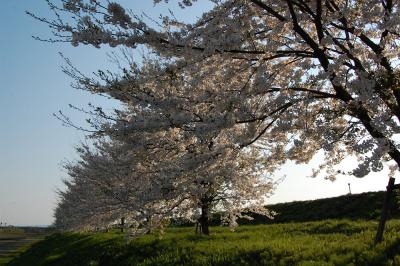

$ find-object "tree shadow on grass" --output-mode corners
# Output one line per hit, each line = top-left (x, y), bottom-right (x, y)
(8, 233), (123, 266)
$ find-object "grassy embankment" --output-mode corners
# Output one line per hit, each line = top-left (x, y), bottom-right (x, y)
(7, 220), (400, 266)
(7, 191), (400, 265)
(245, 191), (398, 225)
(0, 228), (47, 265)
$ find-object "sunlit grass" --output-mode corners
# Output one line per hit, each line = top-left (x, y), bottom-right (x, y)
(7, 219), (400, 266)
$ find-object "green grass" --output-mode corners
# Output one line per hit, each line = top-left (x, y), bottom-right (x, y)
(265, 191), (400, 223)
(0, 229), (48, 266)
(6, 192), (400, 265)
(0, 229), (25, 235)
(227, 191), (398, 225)
(0, 244), (33, 266)
(7, 219), (400, 266)
(176, 191), (399, 227)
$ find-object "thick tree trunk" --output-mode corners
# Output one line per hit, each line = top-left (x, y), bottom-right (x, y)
(120, 217), (125, 233)
(374, 177), (395, 245)
(199, 204), (210, 235)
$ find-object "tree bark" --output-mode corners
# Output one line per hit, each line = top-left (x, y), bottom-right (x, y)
(146, 215), (152, 234)
(120, 217), (125, 233)
(199, 204), (210, 235)
(374, 177), (395, 245)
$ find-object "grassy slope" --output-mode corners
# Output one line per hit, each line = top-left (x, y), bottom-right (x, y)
(172, 191), (393, 227)
(229, 191), (399, 225)
(7, 219), (400, 266)
(0, 229), (46, 266)
(7, 191), (400, 265)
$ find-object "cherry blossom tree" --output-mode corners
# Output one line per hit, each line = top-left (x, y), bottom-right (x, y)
(55, 125), (277, 234)
(32, 0), (400, 176)
(35, 0), (400, 239)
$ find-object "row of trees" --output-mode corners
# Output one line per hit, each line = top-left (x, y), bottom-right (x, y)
(55, 127), (276, 233)
(34, 0), (400, 235)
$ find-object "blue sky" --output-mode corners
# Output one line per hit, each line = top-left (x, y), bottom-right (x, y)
(0, 0), (392, 226)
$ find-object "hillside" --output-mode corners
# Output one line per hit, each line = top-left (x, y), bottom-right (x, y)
(5, 191), (400, 265)
(239, 191), (400, 225)
(171, 191), (399, 227)
(7, 220), (400, 266)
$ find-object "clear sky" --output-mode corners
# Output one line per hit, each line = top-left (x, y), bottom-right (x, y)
(0, 0), (393, 226)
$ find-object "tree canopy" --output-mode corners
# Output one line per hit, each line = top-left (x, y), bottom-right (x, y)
(32, 0), (400, 233)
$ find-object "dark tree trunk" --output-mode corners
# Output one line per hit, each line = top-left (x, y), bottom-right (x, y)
(199, 204), (210, 235)
(374, 177), (395, 245)
(120, 217), (125, 233)
(146, 215), (153, 234)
